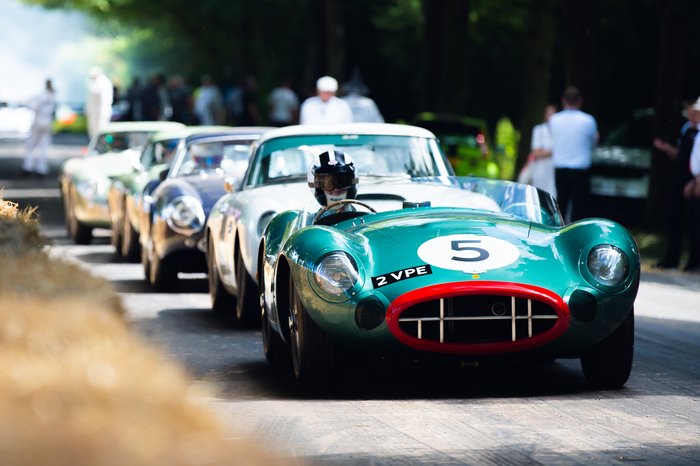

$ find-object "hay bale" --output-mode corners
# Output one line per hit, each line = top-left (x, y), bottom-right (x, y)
(0, 197), (45, 255)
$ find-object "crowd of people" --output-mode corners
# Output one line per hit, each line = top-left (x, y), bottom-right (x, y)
(94, 71), (384, 132)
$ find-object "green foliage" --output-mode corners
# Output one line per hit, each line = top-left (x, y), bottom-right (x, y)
(494, 117), (520, 181)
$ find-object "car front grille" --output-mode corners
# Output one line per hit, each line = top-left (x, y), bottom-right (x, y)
(396, 294), (558, 345)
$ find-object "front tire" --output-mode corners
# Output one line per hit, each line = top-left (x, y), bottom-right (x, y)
(67, 191), (93, 245)
(235, 246), (259, 327)
(121, 211), (140, 262)
(208, 235), (237, 319)
(581, 309), (634, 389)
(260, 266), (289, 368)
(149, 248), (178, 292)
(289, 275), (335, 391)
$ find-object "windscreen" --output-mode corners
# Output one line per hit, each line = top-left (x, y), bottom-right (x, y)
(246, 134), (452, 187)
(171, 139), (254, 177)
(92, 131), (152, 155)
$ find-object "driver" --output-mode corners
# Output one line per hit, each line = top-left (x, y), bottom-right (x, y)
(190, 142), (224, 173)
(307, 150), (358, 220)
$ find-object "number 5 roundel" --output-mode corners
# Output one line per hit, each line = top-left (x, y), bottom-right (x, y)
(417, 234), (520, 273)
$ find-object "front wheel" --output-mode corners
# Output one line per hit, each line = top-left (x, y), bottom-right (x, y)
(260, 267), (290, 368)
(581, 309), (634, 389)
(67, 192), (93, 245)
(149, 248), (178, 292)
(289, 275), (335, 391)
(208, 235), (237, 319)
(235, 246), (259, 327)
(121, 212), (140, 262)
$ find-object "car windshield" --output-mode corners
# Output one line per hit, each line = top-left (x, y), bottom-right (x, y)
(298, 176), (563, 227)
(170, 138), (254, 177)
(91, 131), (152, 155)
(139, 138), (180, 169)
(245, 134), (452, 187)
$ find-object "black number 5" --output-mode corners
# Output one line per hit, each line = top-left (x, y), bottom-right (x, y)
(451, 240), (489, 262)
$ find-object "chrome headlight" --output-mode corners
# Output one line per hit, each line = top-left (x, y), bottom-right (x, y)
(76, 178), (100, 200)
(314, 252), (359, 296)
(587, 245), (628, 287)
(164, 196), (205, 235)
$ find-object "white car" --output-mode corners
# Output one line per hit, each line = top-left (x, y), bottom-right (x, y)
(205, 123), (455, 326)
(59, 121), (185, 244)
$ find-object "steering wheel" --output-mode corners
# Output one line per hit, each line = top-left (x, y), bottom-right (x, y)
(312, 199), (377, 225)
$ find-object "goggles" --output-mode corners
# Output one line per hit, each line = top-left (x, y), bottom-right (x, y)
(312, 172), (357, 191)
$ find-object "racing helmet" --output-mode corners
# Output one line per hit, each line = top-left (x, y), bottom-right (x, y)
(307, 150), (358, 205)
(190, 142), (224, 170)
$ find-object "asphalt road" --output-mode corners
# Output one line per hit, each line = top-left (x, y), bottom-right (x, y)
(2, 137), (700, 465)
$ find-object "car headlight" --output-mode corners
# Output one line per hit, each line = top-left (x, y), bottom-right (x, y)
(164, 196), (205, 235)
(587, 244), (628, 287)
(314, 252), (359, 296)
(76, 178), (100, 200)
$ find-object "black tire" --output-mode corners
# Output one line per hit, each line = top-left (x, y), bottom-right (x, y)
(581, 309), (635, 389)
(260, 267), (290, 368)
(235, 246), (259, 327)
(67, 191), (93, 245)
(149, 250), (178, 292)
(208, 235), (237, 318)
(141, 235), (151, 279)
(111, 206), (123, 257)
(121, 212), (140, 262)
(289, 275), (335, 391)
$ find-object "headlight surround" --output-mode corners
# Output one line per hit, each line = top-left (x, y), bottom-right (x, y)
(586, 244), (629, 287)
(76, 178), (101, 200)
(164, 195), (205, 235)
(313, 252), (359, 297)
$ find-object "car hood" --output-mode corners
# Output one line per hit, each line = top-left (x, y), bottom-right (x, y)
(174, 175), (228, 211)
(62, 151), (139, 179)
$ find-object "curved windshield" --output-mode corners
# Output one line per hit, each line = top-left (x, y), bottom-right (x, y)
(245, 134), (452, 187)
(91, 131), (152, 155)
(139, 138), (180, 169)
(298, 176), (563, 227)
(170, 138), (254, 178)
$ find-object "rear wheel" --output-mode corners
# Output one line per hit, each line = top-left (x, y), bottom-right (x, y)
(235, 246), (259, 327)
(581, 309), (634, 389)
(208, 235), (237, 319)
(289, 275), (335, 391)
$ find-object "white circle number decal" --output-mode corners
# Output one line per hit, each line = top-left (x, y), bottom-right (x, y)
(417, 234), (520, 273)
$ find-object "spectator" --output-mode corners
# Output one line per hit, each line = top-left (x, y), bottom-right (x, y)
(194, 75), (225, 125)
(267, 78), (299, 126)
(125, 77), (144, 121)
(519, 104), (557, 197)
(239, 76), (262, 125)
(299, 76), (353, 125)
(340, 72), (384, 123)
(21, 79), (56, 178)
(549, 86), (598, 222)
(85, 66), (113, 139)
(167, 75), (193, 124)
(654, 99), (700, 270)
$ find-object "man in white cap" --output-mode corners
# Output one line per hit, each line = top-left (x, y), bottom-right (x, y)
(299, 75), (353, 125)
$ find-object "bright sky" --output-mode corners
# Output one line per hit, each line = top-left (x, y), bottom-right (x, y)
(0, 0), (98, 104)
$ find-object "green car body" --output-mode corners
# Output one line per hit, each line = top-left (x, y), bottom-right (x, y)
(259, 177), (639, 391)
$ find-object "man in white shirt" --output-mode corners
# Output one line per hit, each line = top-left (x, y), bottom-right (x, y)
(85, 66), (113, 139)
(22, 79), (56, 177)
(267, 79), (299, 126)
(299, 76), (353, 125)
(549, 86), (598, 222)
(520, 104), (557, 197)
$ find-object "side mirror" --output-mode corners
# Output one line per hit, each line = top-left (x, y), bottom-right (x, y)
(223, 176), (237, 194)
(158, 168), (169, 182)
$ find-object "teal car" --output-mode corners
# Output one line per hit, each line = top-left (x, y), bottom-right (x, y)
(259, 177), (639, 392)
(60, 121), (185, 244)
(107, 126), (236, 261)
